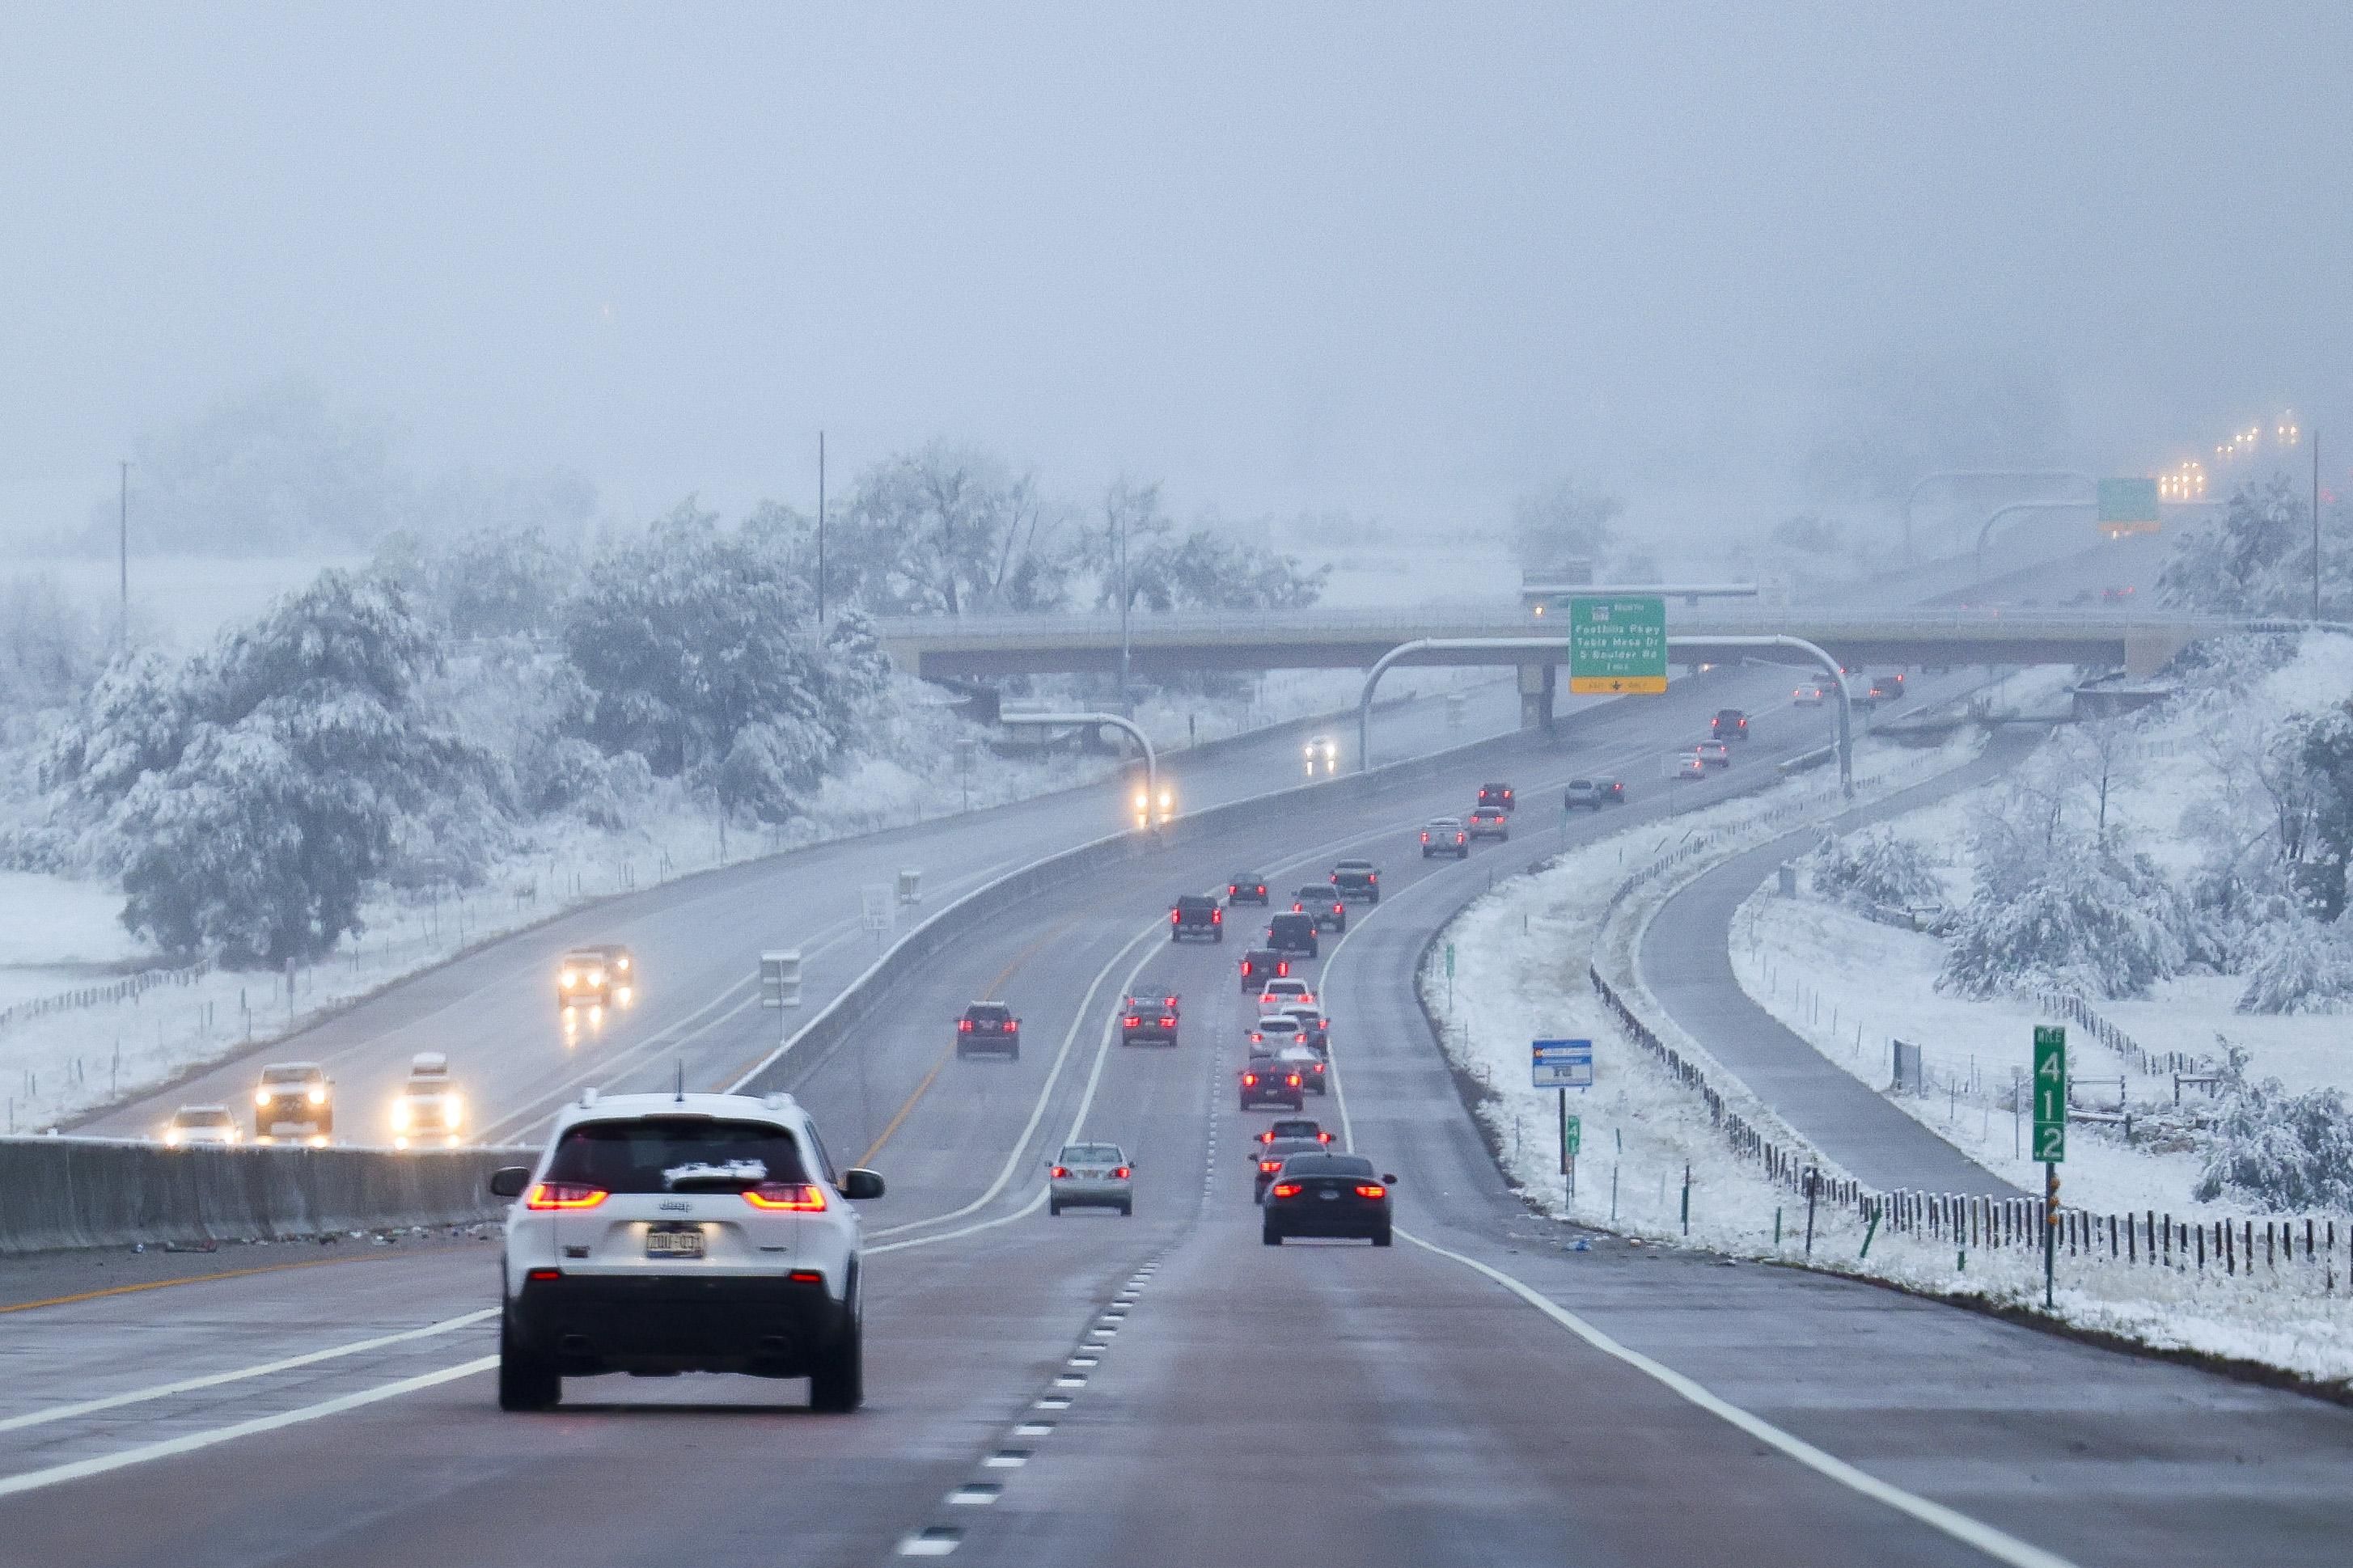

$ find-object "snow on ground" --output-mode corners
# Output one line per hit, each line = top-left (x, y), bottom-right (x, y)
(0, 871), (146, 1010)
(1428, 735), (2353, 1388)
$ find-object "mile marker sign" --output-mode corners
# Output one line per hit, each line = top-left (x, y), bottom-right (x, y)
(1568, 596), (1668, 695)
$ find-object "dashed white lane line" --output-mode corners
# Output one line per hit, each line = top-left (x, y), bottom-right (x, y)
(948, 1484), (1001, 1507)
(0, 1308), (495, 1436)
(983, 1449), (1031, 1469)
(0, 1355), (497, 1501)
(897, 1526), (963, 1556)
(1035, 1396), (1071, 1410)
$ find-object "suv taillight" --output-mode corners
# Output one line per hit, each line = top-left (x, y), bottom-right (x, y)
(1051, 1166), (1070, 1179)
(1271, 1183), (1301, 1198)
(744, 1182), (827, 1211)
(1355, 1184), (1386, 1199)
(524, 1182), (607, 1211)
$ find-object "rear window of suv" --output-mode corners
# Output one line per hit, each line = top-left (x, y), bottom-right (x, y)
(544, 1118), (810, 1193)
(965, 1004), (1012, 1023)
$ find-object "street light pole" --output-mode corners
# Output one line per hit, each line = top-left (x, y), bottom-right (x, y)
(1116, 499), (1132, 710)
(816, 430), (827, 626)
(2315, 429), (2324, 623)
(117, 460), (130, 644)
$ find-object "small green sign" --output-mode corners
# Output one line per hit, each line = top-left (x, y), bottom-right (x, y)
(1564, 1114), (1582, 1159)
(1445, 942), (1455, 978)
(1568, 596), (1668, 695)
(2033, 1025), (2067, 1163)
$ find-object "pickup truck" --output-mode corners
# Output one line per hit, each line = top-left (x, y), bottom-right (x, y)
(1170, 894), (1224, 942)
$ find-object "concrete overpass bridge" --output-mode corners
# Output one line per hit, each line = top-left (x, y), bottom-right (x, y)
(878, 604), (2230, 687)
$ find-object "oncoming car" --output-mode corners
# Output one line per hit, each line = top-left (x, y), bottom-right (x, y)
(1048, 1142), (1132, 1216)
(391, 1052), (465, 1148)
(1302, 736), (1339, 776)
(163, 1105), (239, 1147)
(557, 945), (636, 1019)
(254, 1062), (332, 1143)
(489, 1089), (885, 1413)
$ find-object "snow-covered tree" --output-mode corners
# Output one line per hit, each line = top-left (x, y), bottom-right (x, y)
(2235, 916), (2353, 1013)
(1511, 480), (1621, 577)
(2194, 1046), (2353, 1210)
(1810, 826), (1941, 911)
(1939, 790), (2188, 999)
(832, 444), (1068, 615)
(561, 504), (855, 790)
(44, 571), (493, 959)
(0, 577), (105, 715)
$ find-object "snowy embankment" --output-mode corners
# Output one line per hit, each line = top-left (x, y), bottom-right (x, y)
(1425, 730), (2353, 1389)
(0, 666), (1491, 1136)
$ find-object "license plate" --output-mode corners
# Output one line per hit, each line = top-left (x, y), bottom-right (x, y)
(645, 1226), (705, 1258)
(1318, 1189), (1339, 1200)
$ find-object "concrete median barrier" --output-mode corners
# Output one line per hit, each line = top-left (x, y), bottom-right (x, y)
(0, 1137), (518, 1254)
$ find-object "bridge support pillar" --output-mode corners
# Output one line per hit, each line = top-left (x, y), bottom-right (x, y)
(2122, 625), (2194, 678)
(1517, 663), (1556, 730)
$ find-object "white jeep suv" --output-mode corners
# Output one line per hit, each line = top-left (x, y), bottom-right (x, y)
(489, 1089), (885, 1413)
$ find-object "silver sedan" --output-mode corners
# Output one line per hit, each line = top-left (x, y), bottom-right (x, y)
(1049, 1142), (1133, 1216)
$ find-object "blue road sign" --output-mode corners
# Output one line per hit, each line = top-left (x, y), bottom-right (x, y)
(1532, 1038), (1594, 1090)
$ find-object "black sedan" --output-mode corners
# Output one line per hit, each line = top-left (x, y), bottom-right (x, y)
(1238, 1058), (1306, 1113)
(1261, 1153), (1394, 1245)
(1227, 873), (1270, 906)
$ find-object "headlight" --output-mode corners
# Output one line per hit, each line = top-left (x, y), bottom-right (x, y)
(586, 969), (603, 987)
(307, 1086), (327, 1105)
(446, 1093), (463, 1128)
(163, 1128), (183, 1147)
(255, 1088), (272, 1108)
(561, 970), (576, 987)
(391, 1101), (409, 1131)
(616, 957), (629, 971)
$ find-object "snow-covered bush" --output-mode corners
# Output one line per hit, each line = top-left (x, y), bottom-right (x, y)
(2235, 916), (2353, 1013)
(2194, 1047), (2353, 1210)
(1809, 826), (1941, 912)
(1938, 832), (2186, 1000)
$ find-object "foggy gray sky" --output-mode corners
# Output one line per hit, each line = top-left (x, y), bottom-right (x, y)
(2, 2), (2347, 543)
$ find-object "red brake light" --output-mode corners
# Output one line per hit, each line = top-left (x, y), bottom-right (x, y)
(1113, 1166), (1131, 1179)
(744, 1182), (827, 1211)
(1159, 1016), (1174, 1026)
(788, 1270), (824, 1283)
(524, 1183), (607, 1211)
(1005, 1020), (1018, 1032)
(1212, 910), (1221, 923)
(1242, 1072), (1259, 1086)
(526, 1267), (563, 1283)
(1317, 1131), (1333, 1143)
(1276, 960), (1289, 976)
(1285, 1074), (1301, 1088)
(1355, 1184), (1387, 1199)
(1124, 1015), (1140, 1027)
(1420, 832), (1429, 842)
(1368, 873), (1377, 882)
(1051, 1166), (1070, 1180)
(1172, 910), (1181, 923)
(959, 1018), (972, 1031)
(1271, 1183), (1301, 1198)
(1163, 995), (1178, 1007)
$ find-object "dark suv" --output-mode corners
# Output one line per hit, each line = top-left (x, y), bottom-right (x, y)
(1266, 912), (1320, 960)
(1330, 860), (1380, 904)
(956, 1002), (1020, 1060)
(1226, 874), (1270, 906)
(1239, 948), (1291, 991)
(1292, 885), (1348, 933)
(1477, 782), (1516, 813)
(1712, 708), (1749, 741)
(1170, 894), (1223, 942)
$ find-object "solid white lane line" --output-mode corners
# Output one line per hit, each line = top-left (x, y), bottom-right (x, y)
(1394, 1228), (2080, 1568)
(865, 1188), (1048, 1255)
(0, 1356), (497, 1500)
(0, 1308), (495, 1436)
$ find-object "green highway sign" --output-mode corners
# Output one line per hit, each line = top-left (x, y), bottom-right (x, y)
(1564, 1114), (1582, 1159)
(2033, 1025), (2067, 1163)
(2097, 478), (2160, 537)
(1445, 942), (1455, 978)
(1568, 596), (1668, 695)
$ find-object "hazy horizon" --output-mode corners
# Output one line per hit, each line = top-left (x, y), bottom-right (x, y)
(4, 3), (2347, 554)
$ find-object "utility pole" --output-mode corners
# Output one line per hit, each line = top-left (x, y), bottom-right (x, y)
(1115, 492), (1132, 710)
(2315, 428), (2323, 622)
(817, 430), (827, 625)
(115, 460), (128, 644)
